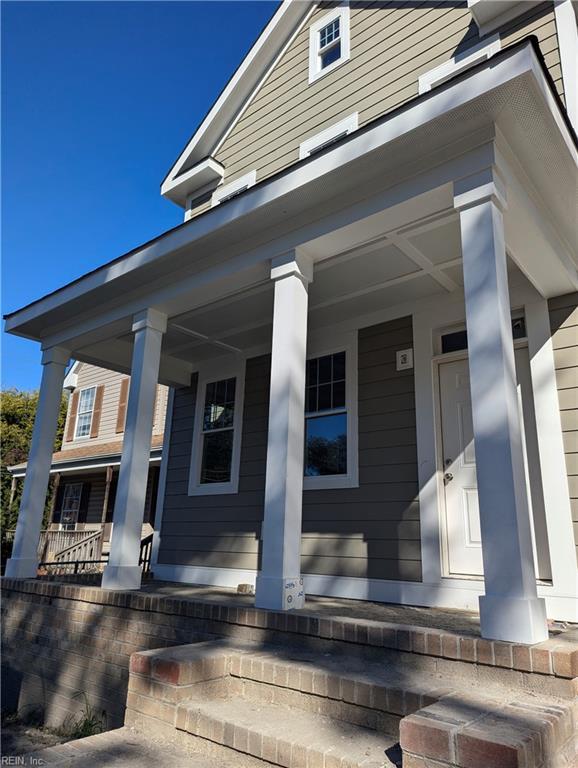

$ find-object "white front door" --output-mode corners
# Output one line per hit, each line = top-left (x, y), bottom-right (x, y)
(438, 349), (551, 579)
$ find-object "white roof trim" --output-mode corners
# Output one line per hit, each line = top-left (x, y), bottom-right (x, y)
(161, 157), (224, 207)
(467, 0), (536, 36)
(5, 41), (576, 339)
(161, 0), (313, 204)
(63, 360), (82, 391)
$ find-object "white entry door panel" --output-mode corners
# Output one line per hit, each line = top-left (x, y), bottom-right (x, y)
(439, 349), (550, 579)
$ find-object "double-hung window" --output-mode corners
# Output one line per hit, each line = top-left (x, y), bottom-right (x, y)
(60, 483), (83, 528)
(309, 6), (350, 83)
(189, 362), (245, 495)
(75, 387), (96, 438)
(304, 334), (358, 490)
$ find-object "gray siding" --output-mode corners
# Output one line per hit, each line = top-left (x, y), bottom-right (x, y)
(302, 317), (420, 581)
(187, 1), (562, 218)
(158, 316), (421, 582)
(158, 357), (268, 570)
(548, 293), (578, 563)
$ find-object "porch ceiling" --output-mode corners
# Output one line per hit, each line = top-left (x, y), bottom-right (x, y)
(4, 39), (577, 382)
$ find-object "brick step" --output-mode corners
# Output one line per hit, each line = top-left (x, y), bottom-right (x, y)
(126, 642), (577, 768)
(177, 696), (401, 768)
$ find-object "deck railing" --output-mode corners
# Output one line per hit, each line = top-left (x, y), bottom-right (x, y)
(3, 529), (98, 562)
(53, 529), (104, 564)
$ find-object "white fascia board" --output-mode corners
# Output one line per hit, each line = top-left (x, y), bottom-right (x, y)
(467, 0), (535, 36)
(161, 0), (313, 193)
(5, 42), (576, 340)
(63, 360), (82, 391)
(9, 451), (163, 478)
(161, 157), (224, 207)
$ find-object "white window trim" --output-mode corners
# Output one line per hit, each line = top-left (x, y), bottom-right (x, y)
(74, 385), (96, 440)
(188, 357), (246, 496)
(299, 113), (359, 160)
(418, 34), (501, 95)
(308, 5), (351, 84)
(303, 331), (358, 491)
(211, 171), (257, 207)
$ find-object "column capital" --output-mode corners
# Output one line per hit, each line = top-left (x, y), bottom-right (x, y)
(271, 249), (313, 286)
(40, 346), (70, 367)
(132, 308), (167, 335)
(453, 166), (507, 213)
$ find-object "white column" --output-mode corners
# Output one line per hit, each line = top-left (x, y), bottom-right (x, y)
(255, 251), (313, 611)
(526, 298), (578, 618)
(5, 346), (70, 579)
(454, 168), (548, 644)
(102, 308), (166, 590)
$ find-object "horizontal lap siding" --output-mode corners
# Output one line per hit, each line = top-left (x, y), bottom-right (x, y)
(302, 316), (420, 581)
(196, 1), (561, 206)
(62, 363), (168, 451)
(159, 317), (421, 582)
(157, 357), (269, 570)
(548, 293), (578, 564)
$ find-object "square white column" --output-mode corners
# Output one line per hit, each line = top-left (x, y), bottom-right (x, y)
(455, 168), (548, 644)
(102, 308), (167, 591)
(5, 346), (70, 579)
(255, 251), (313, 611)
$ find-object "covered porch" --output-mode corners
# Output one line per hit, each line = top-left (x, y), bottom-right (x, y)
(4, 39), (578, 645)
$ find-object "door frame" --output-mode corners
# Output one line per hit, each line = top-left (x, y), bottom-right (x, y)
(432, 338), (531, 581)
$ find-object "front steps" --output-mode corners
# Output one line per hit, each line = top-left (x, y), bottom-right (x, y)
(124, 640), (578, 768)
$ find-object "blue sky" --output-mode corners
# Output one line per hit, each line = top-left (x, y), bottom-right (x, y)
(1, 0), (278, 390)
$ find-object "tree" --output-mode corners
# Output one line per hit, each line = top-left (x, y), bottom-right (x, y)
(1, 388), (68, 531)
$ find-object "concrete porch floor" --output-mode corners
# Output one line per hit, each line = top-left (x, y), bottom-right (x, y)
(139, 580), (574, 640)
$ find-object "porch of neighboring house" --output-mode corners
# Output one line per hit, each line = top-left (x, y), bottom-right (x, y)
(5, 438), (162, 570)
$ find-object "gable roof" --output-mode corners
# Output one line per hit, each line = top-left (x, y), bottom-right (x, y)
(161, 0), (314, 206)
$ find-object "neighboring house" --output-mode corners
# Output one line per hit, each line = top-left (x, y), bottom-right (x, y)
(4, 1), (578, 647)
(8, 362), (168, 556)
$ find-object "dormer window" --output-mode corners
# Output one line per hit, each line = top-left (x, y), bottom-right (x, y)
(319, 18), (341, 69)
(309, 6), (350, 84)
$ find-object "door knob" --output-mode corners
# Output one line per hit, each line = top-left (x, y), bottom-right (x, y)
(443, 472), (453, 484)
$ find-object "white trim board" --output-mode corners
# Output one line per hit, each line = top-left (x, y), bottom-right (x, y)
(418, 35), (501, 95)
(7, 42), (576, 343)
(151, 564), (578, 621)
(299, 113), (358, 159)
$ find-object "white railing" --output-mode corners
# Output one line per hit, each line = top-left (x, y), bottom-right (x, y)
(4, 529), (98, 562)
(53, 529), (104, 564)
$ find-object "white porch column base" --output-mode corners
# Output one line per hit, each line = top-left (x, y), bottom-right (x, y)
(4, 557), (41, 580)
(255, 575), (305, 610)
(255, 250), (312, 612)
(100, 564), (143, 591)
(455, 166), (548, 645)
(479, 595), (548, 645)
(102, 308), (167, 591)
(5, 346), (70, 580)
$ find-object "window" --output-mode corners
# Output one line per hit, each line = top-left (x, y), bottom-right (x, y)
(60, 483), (83, 528)
(440, 316), (526, 354)
(75, 387), (96, 438)
(200, 377), (236, 484)
(188, 361), (245, 495)
(304, 333), (358, 490)
(309, 6), (350, 83)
